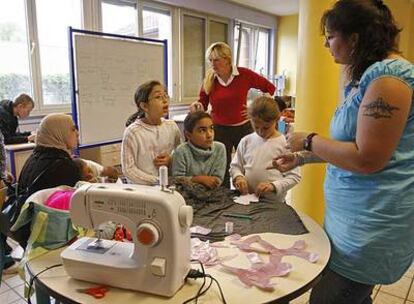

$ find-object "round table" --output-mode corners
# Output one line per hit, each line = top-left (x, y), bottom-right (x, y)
(26, 213), (330, 304)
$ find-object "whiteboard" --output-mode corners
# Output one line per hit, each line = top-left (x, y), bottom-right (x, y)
(73, 33), (165, 146)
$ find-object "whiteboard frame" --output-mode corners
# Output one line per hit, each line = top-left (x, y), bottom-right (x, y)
(68, 27), (168, 149)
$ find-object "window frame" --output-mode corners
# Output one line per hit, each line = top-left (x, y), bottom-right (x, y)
(3, 0), (273, 114)
(179, 9), (231, 104)
(234, 20), (272, 78)
(20, 0), (84, 115)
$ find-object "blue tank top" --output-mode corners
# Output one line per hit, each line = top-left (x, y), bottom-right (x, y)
(324, 58), (414, 284)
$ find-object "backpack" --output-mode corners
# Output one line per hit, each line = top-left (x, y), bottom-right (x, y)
(0, 159), (61, 248)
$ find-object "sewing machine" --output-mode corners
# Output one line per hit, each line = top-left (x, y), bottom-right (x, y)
(61, 183), (193, 297)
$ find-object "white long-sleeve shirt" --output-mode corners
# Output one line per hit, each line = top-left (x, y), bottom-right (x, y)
(121, 118), (182, 185)
(230, 132), (301, 202)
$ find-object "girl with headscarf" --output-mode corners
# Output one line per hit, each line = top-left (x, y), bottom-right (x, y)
(17, 113), (81, 195)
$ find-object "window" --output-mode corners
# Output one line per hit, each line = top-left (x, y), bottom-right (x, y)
(234, 22), (270, 76)
(100, 1), (173, 96)
(209, 20), (227, 44)
(36, 0), (82, 105)
(0, 0), (31, 100)
(101, 0), (137, 36)
(142, 6), (172, 95)
(182, 14), (206, 100)
(0, 0), (82, 110)
(181, 13), (230, 102)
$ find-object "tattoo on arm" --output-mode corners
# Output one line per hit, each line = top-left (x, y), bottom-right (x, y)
(362, 97), (400, 119)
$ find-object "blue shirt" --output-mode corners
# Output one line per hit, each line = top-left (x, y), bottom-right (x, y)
(324, 58), (414, 284)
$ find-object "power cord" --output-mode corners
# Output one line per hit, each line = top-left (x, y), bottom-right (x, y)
(183, 260), (227, 304)
(27, 263), (63, 304)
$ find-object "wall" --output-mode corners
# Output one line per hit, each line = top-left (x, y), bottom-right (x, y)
(384, 0), (414, 62)
(275, 14), (299, 96)
(157, 0), (277, 28)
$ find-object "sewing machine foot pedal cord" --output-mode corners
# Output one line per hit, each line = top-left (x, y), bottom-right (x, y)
(183, 260), (227, 304)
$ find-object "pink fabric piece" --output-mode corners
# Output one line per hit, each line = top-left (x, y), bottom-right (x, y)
(220, 263), (277, 291)
(190, 238), (237, 267)
(231, 235), (320, 263)
(44, 189), (75, 210)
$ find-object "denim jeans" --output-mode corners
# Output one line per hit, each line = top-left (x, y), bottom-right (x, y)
(309, 268), (374, 304)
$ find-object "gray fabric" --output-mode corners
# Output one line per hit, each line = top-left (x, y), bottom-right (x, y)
(173, 180), (308, 241)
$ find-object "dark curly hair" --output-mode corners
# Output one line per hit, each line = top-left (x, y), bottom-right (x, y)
(320, 0), (401, 81)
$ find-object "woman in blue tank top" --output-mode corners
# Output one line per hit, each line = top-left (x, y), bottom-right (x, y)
(269, 1), (414, 303)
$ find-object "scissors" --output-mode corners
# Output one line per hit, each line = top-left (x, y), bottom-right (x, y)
(76, 285), (109, 299)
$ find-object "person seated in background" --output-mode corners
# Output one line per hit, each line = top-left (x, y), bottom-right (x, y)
(230, 96), (301, 201)
(0, 93), (35, 144)
(121, 80), (182, 185)
(172, 111), (226, 189)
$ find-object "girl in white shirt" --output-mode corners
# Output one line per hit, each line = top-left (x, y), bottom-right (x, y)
(121, 80), (182, 185)
(230, 96), (300, 201)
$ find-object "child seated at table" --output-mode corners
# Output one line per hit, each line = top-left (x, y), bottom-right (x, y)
(230, 96), (301, 201)
(172, 111), (226, 189)
(121, 80), (182, 185)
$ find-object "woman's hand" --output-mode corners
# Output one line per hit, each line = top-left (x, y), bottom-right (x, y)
(241, 104), (248, 120)
(286, 132), (308, 152)
(255, 182), (275, 197)
(267, 153), (300, 172)
(233, 176), (249, 195)
(189, 101), (204, 113)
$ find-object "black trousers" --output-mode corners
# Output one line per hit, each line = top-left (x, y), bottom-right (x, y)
(214, 122), (253, 188)
(310, 268), (374, 304)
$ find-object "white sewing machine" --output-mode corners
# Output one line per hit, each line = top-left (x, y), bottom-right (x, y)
(61, 183), (193, 297)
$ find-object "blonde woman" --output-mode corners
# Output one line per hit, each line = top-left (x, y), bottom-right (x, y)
(190, 42), (275, 187)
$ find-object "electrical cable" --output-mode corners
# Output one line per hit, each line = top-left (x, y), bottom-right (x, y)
(183, 260), (227, 304)
(27, 263), (63, 304)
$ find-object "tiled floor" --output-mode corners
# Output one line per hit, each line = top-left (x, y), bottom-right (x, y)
(2, 241), (414, 304)
(290, 265), (414, 304)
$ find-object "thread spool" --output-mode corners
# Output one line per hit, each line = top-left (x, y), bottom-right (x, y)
(159, 165), (168, 189)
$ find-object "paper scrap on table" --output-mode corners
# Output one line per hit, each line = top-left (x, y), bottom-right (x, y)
(190, 226), (212, 235)
(233, 193), (259, 205)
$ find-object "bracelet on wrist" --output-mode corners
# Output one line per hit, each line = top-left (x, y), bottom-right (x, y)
(294, 152), (305, 166)
(303, 133), (318, 151)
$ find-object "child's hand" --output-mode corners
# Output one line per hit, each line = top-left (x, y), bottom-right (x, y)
(191, 176), (220, 189)
(234, 176), (248, 195)
(153, 153), (171, 167)
(255, 182), (275, 197)
(101, 166), (119, 183)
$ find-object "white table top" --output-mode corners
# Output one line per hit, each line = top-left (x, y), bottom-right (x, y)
(5, 142), (35, 151)
(26, 213), (330, 303)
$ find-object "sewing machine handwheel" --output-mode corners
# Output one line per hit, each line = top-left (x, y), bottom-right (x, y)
(136, 223), (160, 247)
(178, 205), (193, 228)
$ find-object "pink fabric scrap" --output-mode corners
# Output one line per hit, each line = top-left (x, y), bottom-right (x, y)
(44, 189), (75, 210)
(191, 238), (237, 267)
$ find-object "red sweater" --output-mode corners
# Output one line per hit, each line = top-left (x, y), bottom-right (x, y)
(198, 67), (276, 125)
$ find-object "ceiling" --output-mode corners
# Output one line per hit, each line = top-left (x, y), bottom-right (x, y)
(228, 0), (299, 16)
